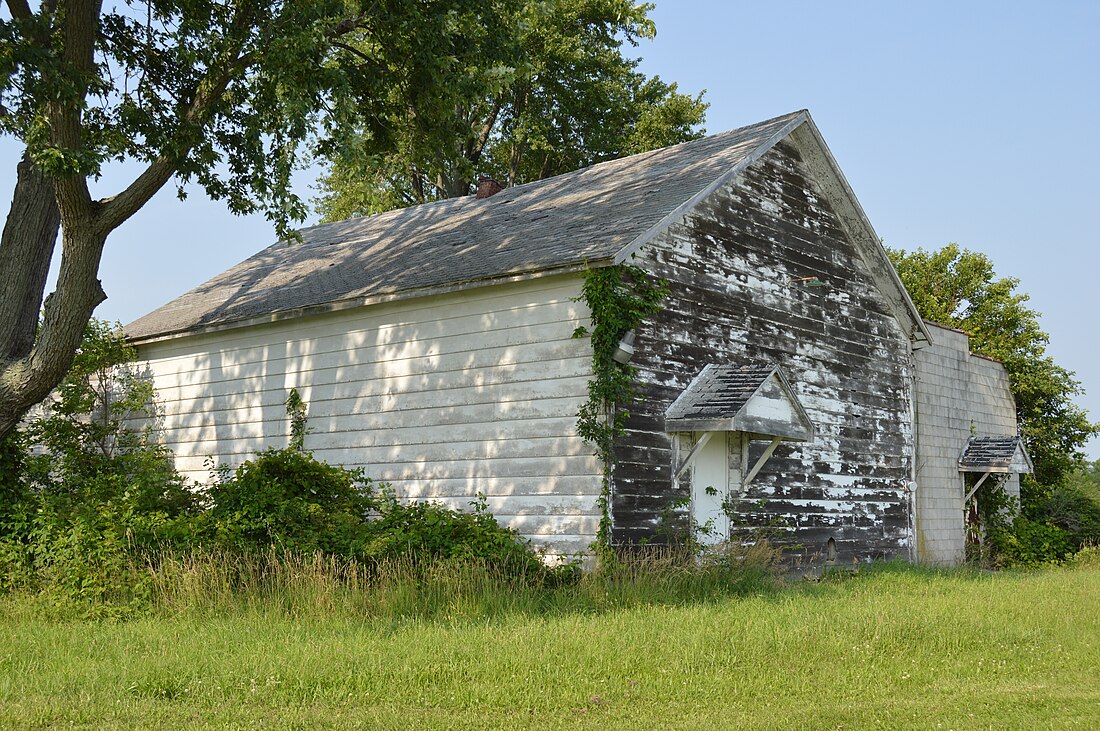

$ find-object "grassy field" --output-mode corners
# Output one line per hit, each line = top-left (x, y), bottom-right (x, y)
(1, 561), (1098, 729)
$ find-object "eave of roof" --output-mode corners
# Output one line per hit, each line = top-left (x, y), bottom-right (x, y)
(125, 109), (930, 349)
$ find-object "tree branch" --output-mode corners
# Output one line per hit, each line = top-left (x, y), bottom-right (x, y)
(95, 41), (258, 232)
(326, 12), (369, 39)
(468, 99), (502, 166)
(331, 40), (378, 67)
(4, 0), (33, 20)
(47, 0), (102, 225)
(96, 2), (367, 234)
(95, 71), (241, 232)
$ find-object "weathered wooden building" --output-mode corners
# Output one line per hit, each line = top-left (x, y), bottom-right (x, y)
(127, 110), (1028, 565)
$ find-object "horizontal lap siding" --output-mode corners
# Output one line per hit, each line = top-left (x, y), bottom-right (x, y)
(138, 274), (601, 555)
(616, 140), (914, 564)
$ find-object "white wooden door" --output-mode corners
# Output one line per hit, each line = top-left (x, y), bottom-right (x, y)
(688, 433), (726, 543)
(689, 432), (747, 544)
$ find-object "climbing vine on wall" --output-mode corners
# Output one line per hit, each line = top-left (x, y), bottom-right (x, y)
(573, 263), (668, 556)
(285, 388), (309, 452)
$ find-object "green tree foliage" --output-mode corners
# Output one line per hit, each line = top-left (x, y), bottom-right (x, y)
(315, 0), (708, 221)
(1028, 460), (1100, 549)
(1067, 458), (1100, 494)
(22, 319), (193, 520)
(887, 244), (1097, 491)
(0, 0), (514, 440)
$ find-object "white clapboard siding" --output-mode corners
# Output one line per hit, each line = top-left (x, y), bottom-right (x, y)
(170, 453), (599, 482)
(155, 393), (587, 432)
(382, 475), (599, 498)
(146, 321), (583, 389)
(158, 415), (583, 452)
(149, 335), (586, 396)
(150, 355), (591, 411)
(138, 273), (601, 553)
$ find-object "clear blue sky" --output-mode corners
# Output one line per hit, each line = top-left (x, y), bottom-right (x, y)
(2, 1), (1098, 457)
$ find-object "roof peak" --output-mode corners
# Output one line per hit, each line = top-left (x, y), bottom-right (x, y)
(128, 111), (810, 342)
(294, 110), (808, 242)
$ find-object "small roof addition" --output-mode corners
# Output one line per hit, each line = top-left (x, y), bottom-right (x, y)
(664, 364), (815, 441)
(958, 436), (1034, 474)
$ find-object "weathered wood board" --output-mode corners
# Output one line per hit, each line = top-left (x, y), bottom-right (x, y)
(614, 139), (915, 565)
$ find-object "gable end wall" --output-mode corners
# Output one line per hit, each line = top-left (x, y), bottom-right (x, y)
(615, 139), (916, 565)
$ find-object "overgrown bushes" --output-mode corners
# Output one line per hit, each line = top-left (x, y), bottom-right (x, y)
(1029, 479), (1100, 549)
(1, 439), (574, 614)
(206, 446), (564, 582)
(206, 447), (376, 557)
(0, 321), (200, 611)
(987, 516), (1076, 567)
(6, 318), (1099, 619)
(978, 469), (1100, 567)
(0, 320), (575, 616)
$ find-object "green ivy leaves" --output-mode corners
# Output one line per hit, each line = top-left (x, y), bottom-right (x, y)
(573, 263), (667, 554)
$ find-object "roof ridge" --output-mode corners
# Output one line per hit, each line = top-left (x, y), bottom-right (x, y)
(126, 111), (813, 343)
(293, 110), (808, 242)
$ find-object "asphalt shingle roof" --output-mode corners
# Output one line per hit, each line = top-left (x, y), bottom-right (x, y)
(126, 111), (806, 341)
(958, 436), (1030, 472)
(665, 364), (778, 423)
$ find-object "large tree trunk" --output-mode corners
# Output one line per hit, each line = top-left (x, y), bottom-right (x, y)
(0, 152), (69, 439)
(0, 153), (61, 362)
(0, 204), (106, 440)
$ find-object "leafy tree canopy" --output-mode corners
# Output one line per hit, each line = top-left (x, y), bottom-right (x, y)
(887, 243), (1097, 491)
(1, 0), (513, 231)
(315, 0), (708, 221)
(0, 0), (514, 439)
(1068, 458), (1100, 493)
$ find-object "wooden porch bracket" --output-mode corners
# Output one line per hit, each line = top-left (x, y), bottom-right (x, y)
(674, 432), (713, 481)
(963, 471), (991, 504)
(742, 436), (782, 490)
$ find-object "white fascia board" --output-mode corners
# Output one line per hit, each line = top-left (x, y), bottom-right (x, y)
(788, 115), (932, 348)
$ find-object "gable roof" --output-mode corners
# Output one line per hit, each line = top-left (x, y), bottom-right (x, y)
(126, 110), (930, 346)
(665, 363), (815, 441)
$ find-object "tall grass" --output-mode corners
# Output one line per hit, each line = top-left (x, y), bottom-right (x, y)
(141, 542), (783, 622)
(1, 559), (1097, 729)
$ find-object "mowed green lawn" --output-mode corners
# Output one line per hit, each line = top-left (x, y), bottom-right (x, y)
(1, 564), (1097, 730)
